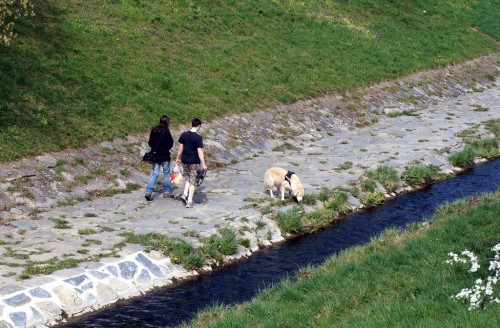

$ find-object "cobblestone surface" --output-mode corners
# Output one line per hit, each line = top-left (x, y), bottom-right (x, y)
(0, 54), (499, 327)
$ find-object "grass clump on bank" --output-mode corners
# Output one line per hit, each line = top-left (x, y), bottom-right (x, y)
(120, 227), (242, 270)
(1, 0), (498, 162)
(401, 164), (446, 186)
(365, 165), (400, 193)
(185, 191), (500, 327)
(449, 137), (499, 168)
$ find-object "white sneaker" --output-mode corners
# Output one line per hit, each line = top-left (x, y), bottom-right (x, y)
(185, 201), (194, 208)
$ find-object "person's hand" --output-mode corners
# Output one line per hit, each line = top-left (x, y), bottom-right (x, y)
(176, 158), (181, 165)
(202, 164), (207, 171)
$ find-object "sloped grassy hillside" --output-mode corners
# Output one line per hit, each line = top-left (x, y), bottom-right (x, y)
(0, 0), (498, 162)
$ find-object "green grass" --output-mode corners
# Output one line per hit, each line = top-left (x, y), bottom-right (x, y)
(467, 137), (499, 159)
(449, 146), (477, 167)
(365, 165), (400, 192)
(401, 164), (446, 186)
(185, 192), (500, 328)
(120, 229), (241, 270)
(276, 207), (302, 234)
(0, 0), (498, 162)
(21, 258), (80, 279)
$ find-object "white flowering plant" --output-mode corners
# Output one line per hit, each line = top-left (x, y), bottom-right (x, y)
(446, 243), (500, 310)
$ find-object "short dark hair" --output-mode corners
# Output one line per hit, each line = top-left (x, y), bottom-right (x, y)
(192, 118), (202, 127)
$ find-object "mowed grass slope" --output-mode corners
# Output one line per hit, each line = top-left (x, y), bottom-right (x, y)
(0, 0), (498, 162)
(185, 192), (500, 327)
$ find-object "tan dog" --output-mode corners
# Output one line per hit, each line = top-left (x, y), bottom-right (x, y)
(264, 167), (305, 202)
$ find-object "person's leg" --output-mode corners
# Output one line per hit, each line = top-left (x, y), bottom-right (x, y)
(181, 163), (190, 203)
(145, 163), (161, 200)
(183, 182), (190, 197)
(188, 184), (196, 202)
(183, 164), (198, 207)
(162, 161), (172, 194)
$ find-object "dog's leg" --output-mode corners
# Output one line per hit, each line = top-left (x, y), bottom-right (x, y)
(269, 188), (274, 198)
(280, 185), (285, 200)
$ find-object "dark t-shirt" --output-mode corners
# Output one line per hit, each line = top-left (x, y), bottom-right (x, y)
(178, 131), (203, 164)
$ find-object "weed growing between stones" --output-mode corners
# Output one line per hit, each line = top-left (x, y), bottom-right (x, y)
(449, 146), (476, 167)
(364, 165), (400, 193)
(363, 190), (385, 207)
(401, 164), (446, 186)
(484, 119), (500, 136)
(276, 207), (302, 234)
(50, 217), (71, 229)
(21, 258), (80, 279)
(466, 137), (499, 159)
(471, 104), (489, 112)
(78, 229), (98, 235)
(120, 228), (242, 270)
(336, 161), (353, 170)
(272, 142), (302, 152)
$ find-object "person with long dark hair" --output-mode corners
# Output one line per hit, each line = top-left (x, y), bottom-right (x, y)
(145, 115), (174, 201)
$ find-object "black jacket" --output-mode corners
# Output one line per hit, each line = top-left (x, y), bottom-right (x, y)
(148, 127), (174, 163)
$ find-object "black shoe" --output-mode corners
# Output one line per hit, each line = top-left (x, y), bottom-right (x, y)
(145, 194), (153, 201)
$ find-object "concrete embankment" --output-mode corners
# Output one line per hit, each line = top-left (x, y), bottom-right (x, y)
(0, 54), (499, 327)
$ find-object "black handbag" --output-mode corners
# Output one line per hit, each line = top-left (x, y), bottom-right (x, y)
(142, 130), (165, 164)
(142, 151), (156, 164)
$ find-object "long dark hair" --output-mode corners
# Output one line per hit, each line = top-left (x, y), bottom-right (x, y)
(152, 115), (170, 133)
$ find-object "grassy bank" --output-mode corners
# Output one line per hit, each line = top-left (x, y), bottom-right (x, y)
(0, 0), (498, 162)
(185, 191), (500, 327)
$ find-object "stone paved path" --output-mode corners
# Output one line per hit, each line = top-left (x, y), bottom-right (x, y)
(0, 61), (498, 327)
(1, 81), (498, 286)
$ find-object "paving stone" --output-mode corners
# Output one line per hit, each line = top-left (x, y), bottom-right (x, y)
(53, 286), (82, 307)
(96, 282), (117, 304)
(118, 261), (137, 279)
(8, 312), (26, 328)
(28, 288), (51, 299)
(0, 286), (25, 297)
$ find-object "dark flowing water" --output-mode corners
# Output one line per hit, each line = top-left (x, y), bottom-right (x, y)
(59, 159), (500, 328)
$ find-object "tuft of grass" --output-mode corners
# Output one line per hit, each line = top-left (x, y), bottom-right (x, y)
(272, 143), (302, 152)
(361, 179), (377, 193)
(363, 190), (385, 207)
(324, 191), (349, 214)
(78, 228), (97, 235)
(449, 146), (476, 167)
(401, 165), (444, 186)
(466, 137), (499, 159)
(484, 119), (500, 137)
(201, 227), (239, 259)
(120, 232), (205, 270)
(276, 207), (302, 234)
(50, 217), (71, 229)
(336, 161), (353, 170)
(365, 165), (400, 192)
(21, 258), (80, 279)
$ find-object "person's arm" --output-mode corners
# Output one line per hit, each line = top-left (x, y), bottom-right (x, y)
(197, 148), (207, 171)
(148, 130), (155, 148)
(165, 130), (174, 150)
(176, 144), (184, 164)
